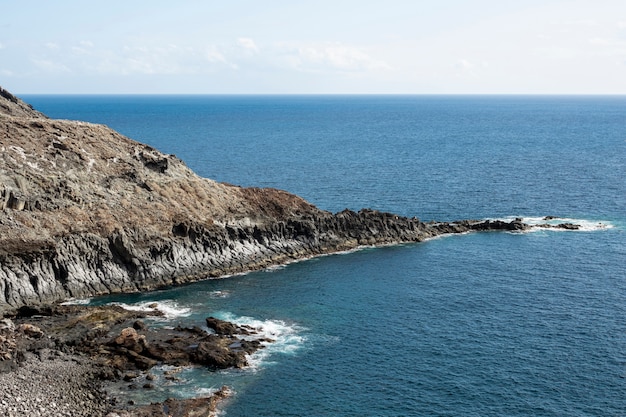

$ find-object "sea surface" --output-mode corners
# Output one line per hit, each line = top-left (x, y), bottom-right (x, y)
(25, 95), (626, 416)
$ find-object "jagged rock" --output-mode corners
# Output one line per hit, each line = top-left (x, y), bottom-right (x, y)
(0, 318), (14, 331)
(132, 320), (146, 330)
(123, 372), (139, 381)
(17, 323), (44, 339)
(113, 328), (147, 353)
(192, 339), (249, 369)
(557, 223), (580, 230)
(0, 86), (45, 118)
(206, 316), (251, 336)
(125, 350), (158, 370)
(6, 304), (267, 381)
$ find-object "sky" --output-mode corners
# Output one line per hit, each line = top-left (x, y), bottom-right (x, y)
(1, 0), (626, 94)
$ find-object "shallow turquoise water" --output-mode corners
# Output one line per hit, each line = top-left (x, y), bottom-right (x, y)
(27, 95), (626, 416)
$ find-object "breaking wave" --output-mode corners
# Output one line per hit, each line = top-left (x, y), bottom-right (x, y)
(109, 299), (192, 320)
(495, 216), (614, 232)
(211, 311), (307, 369)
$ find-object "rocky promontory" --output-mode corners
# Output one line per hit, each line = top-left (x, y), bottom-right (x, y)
(0, 87), (585, 416)
(0, 86), (579, 314)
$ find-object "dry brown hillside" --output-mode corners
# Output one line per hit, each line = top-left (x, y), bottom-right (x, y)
(0, 87), (321, 254)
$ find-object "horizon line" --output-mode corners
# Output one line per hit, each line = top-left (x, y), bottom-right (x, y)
(17, 92), (626, 97)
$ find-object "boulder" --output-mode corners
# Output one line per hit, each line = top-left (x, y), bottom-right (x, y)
(17, 323), (44, 339)
(206, 316), (248, 335)
(113, 327), (147, 353)
(191, 338), (249, 369)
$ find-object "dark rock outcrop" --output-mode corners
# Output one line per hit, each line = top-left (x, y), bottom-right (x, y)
(0, 303), (255, 415)
(0, 87), (45, 119)
(3, 304), (267, 375)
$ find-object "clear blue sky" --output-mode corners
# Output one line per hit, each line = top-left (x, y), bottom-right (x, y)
(2, 0), (625, 94)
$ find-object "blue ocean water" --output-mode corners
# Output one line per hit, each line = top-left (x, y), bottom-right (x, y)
(25, 95), (626, 416)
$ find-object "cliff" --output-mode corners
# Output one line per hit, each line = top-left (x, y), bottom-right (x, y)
(0, 87), (574, 313)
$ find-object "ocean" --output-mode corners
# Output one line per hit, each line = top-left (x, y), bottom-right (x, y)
(24, 95), (626, 416)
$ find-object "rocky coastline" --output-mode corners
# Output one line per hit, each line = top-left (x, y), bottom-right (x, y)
(0, 87), (581, 416)
(0, 303), (249, 416)
(0, 86), (580, 314)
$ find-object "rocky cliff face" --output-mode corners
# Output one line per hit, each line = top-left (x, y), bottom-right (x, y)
(0, 87), (330, 311)
(0, 87), (574, 313)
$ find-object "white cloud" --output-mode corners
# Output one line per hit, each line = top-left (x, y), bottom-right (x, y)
(455, 59), (474, 71)
(82, 43), (239, 76)
(128, 58), (160, 75)
(0, 42), (4, 49)
(556, 19), (599, 28)
(71, 40), (95, 55)
(453, 59), (488, 76)
(204, 45), (232, 66)
(71, 47), (89, 55)
(31, 59), (71, 74)
(122, 45), (188, 74)
(237, 37), (259, 53)
(78, 38), (390, 77)
(281, 42), (391, 73)
(588, 37), (612, 46)
(586, 37), (626, 62)
(453, 59), (477, 79)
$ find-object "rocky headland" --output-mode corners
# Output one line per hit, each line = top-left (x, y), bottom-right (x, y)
(0, 86), (580, 416)
(0, 86), (579, 313)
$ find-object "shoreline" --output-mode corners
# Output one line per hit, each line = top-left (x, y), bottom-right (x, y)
(0, 212), (584, 315)
(0, 348), (231, 417)
(0, 304), (263, 417)
(0, 217), (589, 417)
(0, 350), (110, 417)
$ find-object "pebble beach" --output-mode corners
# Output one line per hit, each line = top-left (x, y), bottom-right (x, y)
(0, 350), (109, 417)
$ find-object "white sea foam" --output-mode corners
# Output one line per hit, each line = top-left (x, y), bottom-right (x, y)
(213, 312), (307, 369)
(60, 297), (92, 305)
(193, 386), (225, 396)
(208, 290), (231, 298)
(495, 216), (613, 232)
(263, 264), (287, 272)
(109, 299), (192, 320)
